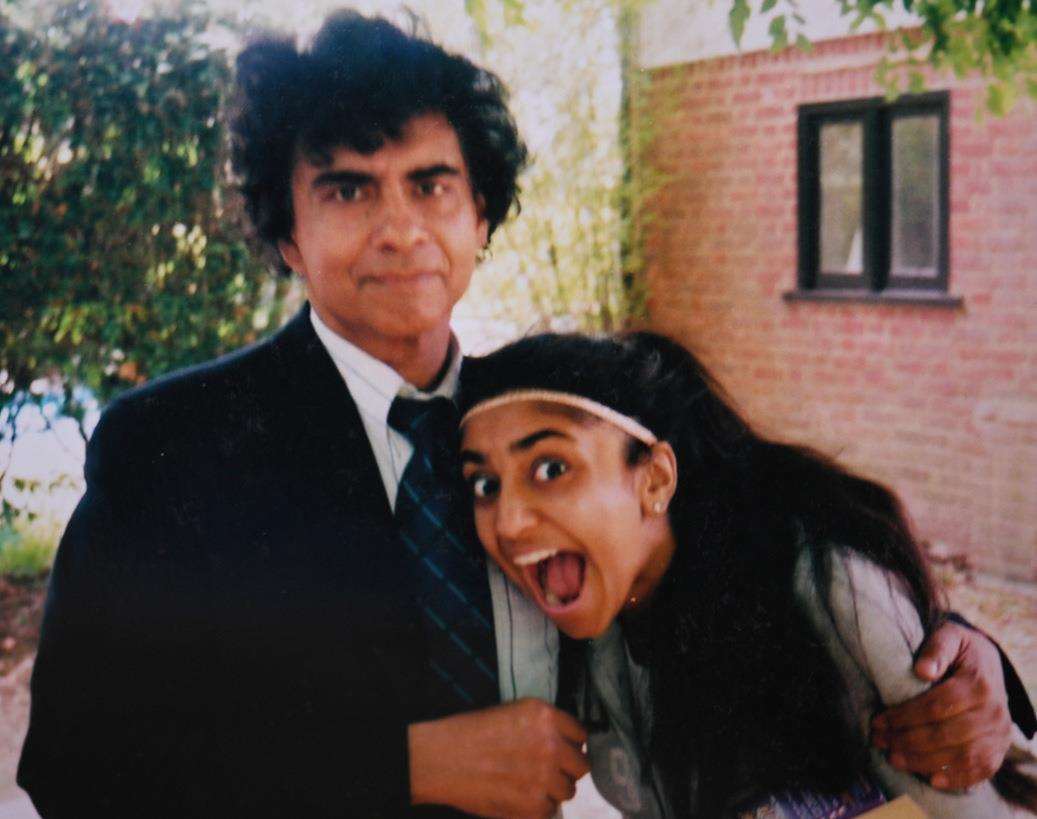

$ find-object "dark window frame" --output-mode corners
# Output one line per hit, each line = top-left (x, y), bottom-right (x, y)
(795, 92), (951, 299)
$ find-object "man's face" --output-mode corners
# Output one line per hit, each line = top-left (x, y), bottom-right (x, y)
(279, 113), (488, 350)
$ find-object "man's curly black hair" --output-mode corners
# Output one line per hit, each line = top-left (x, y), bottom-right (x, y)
(230, 10), (528, 266)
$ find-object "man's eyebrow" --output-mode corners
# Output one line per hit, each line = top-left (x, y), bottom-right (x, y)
(510, 429), (570, 452)
(310, 169), (373, 189)
(409, 163), (461, 182)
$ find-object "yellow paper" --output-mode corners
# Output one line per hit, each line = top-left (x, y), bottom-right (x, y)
(859, 795), (928, 818)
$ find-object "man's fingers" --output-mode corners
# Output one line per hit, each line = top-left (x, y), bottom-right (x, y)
(886, 725), (1003, 773)
(547, 770), (579, 804)
(887, 735), (1004, 789)
(552, 709), (589, 747)
(871, 622), (1013, 793)
(930, 758), (1001, 792)
(517, 698), (588, 745)
(912, 620), (969, 682)
(873, 676), (984, 734)
(557, 736), (591, 781)
(880, 702), (1007, 756)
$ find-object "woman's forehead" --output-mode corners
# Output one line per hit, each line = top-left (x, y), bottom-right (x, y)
(463, 400), (598, 435)
(460, 401), (622, 461)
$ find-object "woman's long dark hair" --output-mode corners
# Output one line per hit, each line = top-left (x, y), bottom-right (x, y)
(459, 331), (1032, 815)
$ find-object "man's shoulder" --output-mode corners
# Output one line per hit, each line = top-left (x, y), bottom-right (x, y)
(93, 309), (316, 453)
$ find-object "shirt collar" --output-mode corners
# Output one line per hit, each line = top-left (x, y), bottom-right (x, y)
(309, 307), (462, 430)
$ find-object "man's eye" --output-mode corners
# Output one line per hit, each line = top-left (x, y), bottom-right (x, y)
(334, 183), (365, 202)
(417, 180), (446, 197)
(469, 474), (499, 500)
(532, 459), (568, 483)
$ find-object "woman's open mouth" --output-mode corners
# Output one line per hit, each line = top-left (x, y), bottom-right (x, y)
(513, 549), (586, 610)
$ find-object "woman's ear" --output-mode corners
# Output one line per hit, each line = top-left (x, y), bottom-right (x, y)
(639, 441), (677, 517)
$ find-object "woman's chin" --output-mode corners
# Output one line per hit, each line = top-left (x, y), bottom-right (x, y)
(556, 619), (608, 640)
(543, 595), (614, 640)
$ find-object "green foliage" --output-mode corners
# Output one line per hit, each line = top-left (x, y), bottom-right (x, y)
(465, 0), (526, 44)
(0, 1), (287, 432)
(466, 0), (645, 333)
(729, 0), (752, 47)
(0, 0), (289, 518)
(0, 521), (57, 578)
(728, 0), (1037, 113)
(768, 13), (788, 52)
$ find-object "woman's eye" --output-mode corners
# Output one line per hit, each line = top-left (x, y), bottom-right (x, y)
(469, 474), (499, 500)
(532, 459), (568, 483)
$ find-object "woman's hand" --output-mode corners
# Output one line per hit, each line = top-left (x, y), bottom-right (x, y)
(870, 620), (1013, 791)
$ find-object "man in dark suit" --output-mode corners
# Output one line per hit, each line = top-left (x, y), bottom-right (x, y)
(19, 12), (586, 818)
(18, 9), (1034, 819)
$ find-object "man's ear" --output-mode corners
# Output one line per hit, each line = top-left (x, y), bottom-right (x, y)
(277, 237), (305, 277)
(474, 194), (489, 249)
(639, 441), (677, 518)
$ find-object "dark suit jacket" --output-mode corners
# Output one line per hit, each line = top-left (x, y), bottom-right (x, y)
(19, 306), (475, 818)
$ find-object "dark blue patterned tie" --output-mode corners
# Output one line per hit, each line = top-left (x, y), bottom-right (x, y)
(388, 395), (498, 712)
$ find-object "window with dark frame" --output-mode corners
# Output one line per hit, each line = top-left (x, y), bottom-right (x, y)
(794, 92), (952, 303)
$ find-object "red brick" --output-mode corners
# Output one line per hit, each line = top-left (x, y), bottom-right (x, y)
(642, 31), (1037, 581)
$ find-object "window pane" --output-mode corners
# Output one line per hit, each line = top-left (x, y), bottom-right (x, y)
(891, 115), (939, 278)
(819, 121), (863, 276)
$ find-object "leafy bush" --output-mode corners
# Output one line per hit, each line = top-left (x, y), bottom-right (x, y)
(0, 522), (57, 579)
(0, 0), (292, 521)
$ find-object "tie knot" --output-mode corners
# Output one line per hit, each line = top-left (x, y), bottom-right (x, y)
(388, 395), (459, 447)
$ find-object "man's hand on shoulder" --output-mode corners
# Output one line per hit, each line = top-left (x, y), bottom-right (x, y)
(409, 698), (590, 819)
(871, 619), (1012, 790)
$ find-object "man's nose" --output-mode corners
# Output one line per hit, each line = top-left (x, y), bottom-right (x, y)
(372, 187), (426, 251)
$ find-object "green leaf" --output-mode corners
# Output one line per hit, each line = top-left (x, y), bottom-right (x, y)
(761, 0), (779, 13)
(729, 0), (751, 45)
(795, 33), (814, 53)
(985, 81), (1016, 115)
(465, 0), (490, 43)
(908, 69), (926, 93)
(768, 14), (789, 51)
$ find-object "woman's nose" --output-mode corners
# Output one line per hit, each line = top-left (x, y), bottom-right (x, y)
(494, 488), (537, 542)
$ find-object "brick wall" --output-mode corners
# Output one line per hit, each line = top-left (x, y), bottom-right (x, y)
(642, 32), (1037, 580)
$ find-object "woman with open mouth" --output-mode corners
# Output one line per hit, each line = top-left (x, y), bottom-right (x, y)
(457, 331), (1036, 818)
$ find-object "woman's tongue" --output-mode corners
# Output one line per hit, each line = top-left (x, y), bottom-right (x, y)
(538, 553), (584, 606)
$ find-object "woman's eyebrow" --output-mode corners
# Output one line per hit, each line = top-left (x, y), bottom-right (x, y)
(459, 450), (484, 466)
(459, 429), (572, 465)
(510, 429), (570, 452)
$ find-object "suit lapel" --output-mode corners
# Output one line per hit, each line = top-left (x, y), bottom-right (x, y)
(270, 307), (393, 521)
(264, 306), (433, 718)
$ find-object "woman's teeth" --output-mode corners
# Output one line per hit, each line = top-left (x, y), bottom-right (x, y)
(513, 548), (559, 567)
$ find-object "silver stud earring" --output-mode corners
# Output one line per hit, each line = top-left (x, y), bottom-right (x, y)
(652, 501), (665, 514)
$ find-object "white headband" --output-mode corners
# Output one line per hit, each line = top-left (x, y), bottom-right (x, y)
(460, 389), (658, 446)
